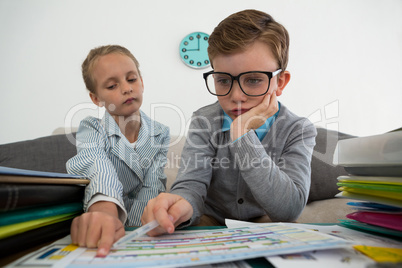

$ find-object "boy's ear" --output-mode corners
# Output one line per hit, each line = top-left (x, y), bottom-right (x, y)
(89, 92), (104, 107)
(276, 71), (291, 97)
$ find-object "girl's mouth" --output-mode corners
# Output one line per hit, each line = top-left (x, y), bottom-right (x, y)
(124, 98), (135, 104)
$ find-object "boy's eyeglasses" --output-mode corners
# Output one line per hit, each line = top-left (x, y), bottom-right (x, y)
(203, 69), (282, 97)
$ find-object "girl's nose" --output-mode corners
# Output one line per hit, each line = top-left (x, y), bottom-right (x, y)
(121, 82), (133, 94)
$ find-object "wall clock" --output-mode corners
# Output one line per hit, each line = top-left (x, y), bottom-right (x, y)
(179, 32), (210, 69)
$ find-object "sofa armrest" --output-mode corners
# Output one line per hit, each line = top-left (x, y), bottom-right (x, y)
(0, 134), (77, 173)
(309, 128), (356, 202)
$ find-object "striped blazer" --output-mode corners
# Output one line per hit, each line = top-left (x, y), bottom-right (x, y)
(66, 110), (170, 226)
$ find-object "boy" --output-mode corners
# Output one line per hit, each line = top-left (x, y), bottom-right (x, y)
(66, 45), (169, 256)
(142, 9), (317, 235)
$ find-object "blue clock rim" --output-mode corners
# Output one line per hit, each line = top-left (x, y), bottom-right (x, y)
(179, 31), (211, 69)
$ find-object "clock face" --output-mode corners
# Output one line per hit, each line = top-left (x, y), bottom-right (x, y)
(179, 32), (210, 69)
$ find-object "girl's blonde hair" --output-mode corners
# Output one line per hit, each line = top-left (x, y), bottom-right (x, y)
(82, 45), (141, 93)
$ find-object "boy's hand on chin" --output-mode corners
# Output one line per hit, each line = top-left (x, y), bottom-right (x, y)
(230, 91), (278, 141)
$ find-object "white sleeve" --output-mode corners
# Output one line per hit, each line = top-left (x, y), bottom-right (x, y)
(87, 193), (128, 225)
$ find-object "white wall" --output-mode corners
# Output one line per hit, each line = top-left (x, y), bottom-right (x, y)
(1, 0), (401, 144)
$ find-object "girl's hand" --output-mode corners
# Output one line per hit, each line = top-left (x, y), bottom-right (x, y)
(70, 201), (125, 257)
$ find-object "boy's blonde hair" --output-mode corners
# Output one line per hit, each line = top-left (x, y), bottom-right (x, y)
(208, 9), (289, 71)
(82, 45), (141, 94)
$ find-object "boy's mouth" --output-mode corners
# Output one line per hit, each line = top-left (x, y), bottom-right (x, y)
(231, 108), (250, 116)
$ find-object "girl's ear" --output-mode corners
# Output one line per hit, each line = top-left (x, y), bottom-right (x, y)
(276, 71), (291, 97)
(89, 92), (104, 107)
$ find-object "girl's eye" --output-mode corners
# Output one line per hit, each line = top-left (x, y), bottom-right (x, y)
(128, 78), (137, 83)
(106, 84), (117, 90)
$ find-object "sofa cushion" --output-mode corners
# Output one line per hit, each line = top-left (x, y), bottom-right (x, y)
(298, 198), (355, 223)
(309, 128), (355, 202)
(0, 134), (77, 173)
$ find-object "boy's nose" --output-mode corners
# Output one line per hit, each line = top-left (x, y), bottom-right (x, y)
(229, 82), (247, 102)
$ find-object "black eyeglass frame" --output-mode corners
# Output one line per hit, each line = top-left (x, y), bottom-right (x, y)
(203, 69), (282, 97)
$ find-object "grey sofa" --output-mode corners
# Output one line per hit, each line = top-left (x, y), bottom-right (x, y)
(0, 127), (355, 223)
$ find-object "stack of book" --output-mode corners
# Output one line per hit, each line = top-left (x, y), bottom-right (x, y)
(0, 166), (89, 257)
(333, 129), (402, 238)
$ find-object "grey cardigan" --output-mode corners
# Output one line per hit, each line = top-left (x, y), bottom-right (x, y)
(170, 101), (317, 225)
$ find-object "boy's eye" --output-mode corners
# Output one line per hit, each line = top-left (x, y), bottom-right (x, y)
(242, 74), (268, 88)
(128, 78), (137, 83)
(218, 79), (230, 85)
(215, 75), (231, 87)
(245, 78), (262, 85)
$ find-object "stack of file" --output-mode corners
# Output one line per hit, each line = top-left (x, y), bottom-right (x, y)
(0, 166), (89, 257)
(333, 129), (402, 238)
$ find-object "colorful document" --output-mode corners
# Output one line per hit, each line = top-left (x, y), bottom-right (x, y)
(12, 223), (351, 268)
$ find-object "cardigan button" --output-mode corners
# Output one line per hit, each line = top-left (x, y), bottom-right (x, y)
(237, 198), (244, 204)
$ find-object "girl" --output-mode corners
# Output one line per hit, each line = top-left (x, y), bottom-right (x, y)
(67, 45), (169, 256)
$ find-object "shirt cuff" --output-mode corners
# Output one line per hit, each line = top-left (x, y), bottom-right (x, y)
(87, 193), (128, 225)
